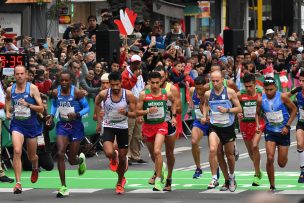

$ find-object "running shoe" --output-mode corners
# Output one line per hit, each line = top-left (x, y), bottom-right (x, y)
(228, 177), (237, 192)
(0, 175), (14, 183)
(298, 171), (304, 183)
(109, 150), (119, 172)
(13, 183), (22, 194)
(116, 184), (124, 194)
(269, 185), (276, 193)
(252, 171), (263, 186)
(31, 168), (39, 183)
(161, 162), (167, 184)
(207, 178), (219, 189)
(193, 168), (202, 179)
(219, 180), (230, 191)
(149, 174), (156, 185)
(56, 185), (69, 198)
(163, 178), (172, 191)
(153, 179), (163, 191)
(78, 153), (87, 176)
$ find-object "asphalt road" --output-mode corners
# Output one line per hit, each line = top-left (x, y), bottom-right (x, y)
(0, 124), (303, 203)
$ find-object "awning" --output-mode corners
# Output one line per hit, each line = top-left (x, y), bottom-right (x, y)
(184, 5), (202, 16)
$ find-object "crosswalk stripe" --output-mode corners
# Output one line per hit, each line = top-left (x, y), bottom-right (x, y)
(200, 189), (246, 194)
(52, 189), (102, 193)
(0, 188), (32, 192)
(276, 190), (304, 194)
(127, 189), (168, 194)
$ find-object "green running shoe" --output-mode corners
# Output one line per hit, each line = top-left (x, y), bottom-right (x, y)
(161, 162), (167, 184)
(252, 171), (263, 186)
(78, 153), (87, 176)
(153, 179), (163, 191)
(56, 186), (69, 198)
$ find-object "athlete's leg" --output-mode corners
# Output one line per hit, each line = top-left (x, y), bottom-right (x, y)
(252, 132), (262, 176)
(26, 137), (39, 169)
(56, 135), (69, 186)
(265, 141), (276, 188)
(165, 134), (176, 179)
(209, 132), (220, 176)
(277, 145), (289, 168)
(191, 127), (203, 168)
(12, 131), (25, 183)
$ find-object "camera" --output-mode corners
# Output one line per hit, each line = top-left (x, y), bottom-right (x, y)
(3, 38), (13, 43)
(36, 69), (45, 76)
(2, 28), (13, 32)
(150, 48), (158, 52)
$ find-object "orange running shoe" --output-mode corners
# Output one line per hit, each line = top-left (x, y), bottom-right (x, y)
(109, 150), (118, 172)
(116, 184), (124, 195)
(31, 168), (39, 183)
(13, 183), (22, 194)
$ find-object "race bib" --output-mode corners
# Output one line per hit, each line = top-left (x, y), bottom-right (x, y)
(58, 106), (75, 120)
(243, 106), (256, 118)
(147, 107), (165, 120)
(108, 110), (126, 122)
(14, 105), (31, 119)
(212, 111), (229, 124)
(37, 134), (45, 147)
(266, 110), (283, 124)
(194, 105), (203, 119)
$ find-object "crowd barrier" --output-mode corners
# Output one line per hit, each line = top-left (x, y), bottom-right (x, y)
(1, 73), (298, 148)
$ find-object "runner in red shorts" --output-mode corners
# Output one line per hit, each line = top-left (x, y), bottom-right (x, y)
(137, 72), (177, 191)
(237, 73), (265, 186)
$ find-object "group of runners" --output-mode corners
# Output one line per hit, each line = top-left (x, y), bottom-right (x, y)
(6, 64), (304, 197)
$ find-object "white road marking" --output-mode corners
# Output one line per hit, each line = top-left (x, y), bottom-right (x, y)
(0, 188), (32, 192)
(127, 189), (167, 194)
(200, 189), (246, 194)
(276, 190), (304, 194)
(52, 189), (102, 193)
(161, 147), (192, 156)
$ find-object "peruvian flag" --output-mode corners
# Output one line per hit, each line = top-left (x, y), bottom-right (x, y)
(262, 66), (274, 78)
(279, 70), (289, 88)
(114, 8), (137, 36)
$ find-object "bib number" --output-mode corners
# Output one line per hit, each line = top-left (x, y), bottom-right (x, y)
(14, 105), (30, 119)
(243, 106), (256, 118)
(212, 111), (229, 125)
(299, 108), (304, 121)
(194, 105), (203, 119)
(266, 110), (283, 125)
(147, 107), (165, 120)
(108, 110), (126, 122)
(58, 106), (75, 120)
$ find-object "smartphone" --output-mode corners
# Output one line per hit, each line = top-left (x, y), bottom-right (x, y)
(151, 36), (156, 42)
(128, 34), (137, 39)
(16, 36), (24, 41)
(3, 28), (13, 32)
(3, 38), (13, 43)
(150, 48), (158, 52)
(37, 38), (46, 44)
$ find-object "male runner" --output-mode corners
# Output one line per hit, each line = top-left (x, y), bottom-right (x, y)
(202, 70), (242, 192)
(46, 70), (89, 197)
(94, 71), (137, 194)
(190, 76), (209, 179)
(137, 71), (177, 191)
(256, 77), (297, 192)
(288, 71), (304, 183)
(237, 73), (264, 186)
(6, 65), (44, 194)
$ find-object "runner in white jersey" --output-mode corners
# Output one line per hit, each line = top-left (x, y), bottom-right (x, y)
(94, 71), (137, 194)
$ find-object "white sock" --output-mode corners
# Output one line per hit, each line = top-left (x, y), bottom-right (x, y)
(155, 177), (161, 182)
(212, 175), (217, 180)
(298, 149), (304, 169)
(229, 173), (235, 179)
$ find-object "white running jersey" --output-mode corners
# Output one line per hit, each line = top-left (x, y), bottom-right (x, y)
(102, 88), (128, 129)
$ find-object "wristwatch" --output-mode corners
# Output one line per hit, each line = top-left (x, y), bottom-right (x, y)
(285, 124), (291, 130)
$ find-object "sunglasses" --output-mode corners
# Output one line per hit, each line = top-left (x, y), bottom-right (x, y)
(264, 79), (276, 85)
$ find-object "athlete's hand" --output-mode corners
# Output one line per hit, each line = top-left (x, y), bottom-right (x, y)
(217, 106), (228, 113)
(171, 116), (177, 127)
(137, 116), (143, 124)
(201, 117), (207, 124)
(18, 98), (29, 107)
(237, 113), (243, 119)
(6, 112), (11, 120)
(148, 106), (158, 114)
(67, 112), (78, 120)
(281, 126), (289, 135)
(45, 115), (54, 126)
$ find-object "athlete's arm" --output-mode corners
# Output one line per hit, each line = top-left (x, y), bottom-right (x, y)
(94, 90), (107, 124)
(5, 86), (12, 120)
(136, 91), (147, 116)
(202, 90), (210, 124)
(125, 90), (137, 118)
(236, 91), (244, 119)
(168, 91), (177, 126)
(75, 88), (90, 117)
(255, 95), (262, 132)
(227, 88), (242, 114)
(171, 85), (182, 114)
(29, 84), (44, 114)
(287, 86), (301, 97)
(281, 93), (297, 127)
